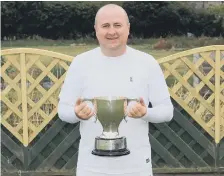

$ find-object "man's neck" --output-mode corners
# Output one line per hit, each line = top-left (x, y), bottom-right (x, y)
(100, 45), (127, 57)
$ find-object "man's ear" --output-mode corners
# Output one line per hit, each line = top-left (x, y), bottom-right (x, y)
(128, 23), (130, 35)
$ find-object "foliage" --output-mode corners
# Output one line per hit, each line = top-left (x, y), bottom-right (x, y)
(207, 5), (224, 33)
(123, 1), (224, 37)
(1, 1), (224, 39)
(208, 5), (224, 17)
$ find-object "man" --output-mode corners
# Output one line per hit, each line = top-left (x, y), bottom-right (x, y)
(58, 4), (173, 176)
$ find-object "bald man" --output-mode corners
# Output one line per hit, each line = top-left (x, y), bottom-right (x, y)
(58, 4), (173, 176)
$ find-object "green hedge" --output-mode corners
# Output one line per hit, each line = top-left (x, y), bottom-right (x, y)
(1, 1), (224, 39)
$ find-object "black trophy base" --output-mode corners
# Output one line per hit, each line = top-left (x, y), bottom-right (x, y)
(92, 148), (130, 156)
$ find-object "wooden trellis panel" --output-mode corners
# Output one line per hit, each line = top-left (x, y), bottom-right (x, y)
(1, 46), (224, 175)
(1, 116), (80, 175)
(1, 48), (73, 146)
(150, 100), (216, 173)
(158, 45), (224, 143)
(1, 100), (222, 175)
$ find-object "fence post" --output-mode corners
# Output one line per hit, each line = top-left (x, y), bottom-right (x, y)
(215, 49), (221, 144)
(20, 53), (29, 146)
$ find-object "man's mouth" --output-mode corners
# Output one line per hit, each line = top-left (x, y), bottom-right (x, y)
(107, 38), (118, 40)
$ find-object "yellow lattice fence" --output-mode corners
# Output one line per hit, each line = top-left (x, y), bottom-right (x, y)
(1, 46), (224, 146)
(158, 45), (224, 143)
(1, 48), (73, 146)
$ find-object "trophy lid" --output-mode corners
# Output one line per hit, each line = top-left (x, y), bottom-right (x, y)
(94, 96), (127, 101)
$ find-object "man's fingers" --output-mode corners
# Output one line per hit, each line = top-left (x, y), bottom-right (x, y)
(80, 107), (87, 115)
(129, 107), (139, 117)
(75, 98), (87, 113)
(133, 105), (142, 115)
(127, 107), (133, 116)
(77, 108), (93, 119)
(88, 110), (95, 117)
(75, 99), (95, 120)
(85, 107), (93, 115)
(76, 102), (87, 112)
(82, 108), (95, 119)
(75, 98), (82, 106)
(139, 97), (145, 106)
(135, 103), (142, 112)
(128, 103), (145, 118)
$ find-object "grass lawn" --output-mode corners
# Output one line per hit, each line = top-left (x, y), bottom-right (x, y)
(2, 36), (223, 59)
(1, 44), (182, 60)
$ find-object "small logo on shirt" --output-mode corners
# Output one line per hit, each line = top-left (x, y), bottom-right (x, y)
(146, 158), (150, 163)
(130, 77), (133, 82)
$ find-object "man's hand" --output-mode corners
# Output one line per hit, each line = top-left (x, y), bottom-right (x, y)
(75, 98), (95, 120)
(127, 98), (147, 118)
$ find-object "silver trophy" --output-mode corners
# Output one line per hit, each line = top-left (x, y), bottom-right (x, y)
(83, 96), (137, 156)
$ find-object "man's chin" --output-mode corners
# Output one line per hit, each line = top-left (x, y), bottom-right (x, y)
(106, 44), (120, 50)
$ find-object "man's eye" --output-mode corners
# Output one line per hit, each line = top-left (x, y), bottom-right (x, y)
(114, 24), (121, 27)
(102, 25), (109, 28)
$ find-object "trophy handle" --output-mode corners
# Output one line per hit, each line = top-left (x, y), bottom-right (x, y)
(81, 98), (97, 123)
(127, 98), (140, 103)
(123, 98), (140, 122)
(123, 99), (128, 122)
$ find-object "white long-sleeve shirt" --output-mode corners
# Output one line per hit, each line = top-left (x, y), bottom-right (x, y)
(58, 46), (173, 174)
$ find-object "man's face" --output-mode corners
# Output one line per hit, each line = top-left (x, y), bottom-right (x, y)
(94, 8), (130, 50)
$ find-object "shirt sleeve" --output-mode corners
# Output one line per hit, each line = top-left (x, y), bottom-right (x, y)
(57, 56), (84, 123)
(141, 57), (174, 123)
(141, 97), (174, 123)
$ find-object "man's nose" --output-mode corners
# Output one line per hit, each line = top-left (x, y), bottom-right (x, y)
(107, 27), (116, 35)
